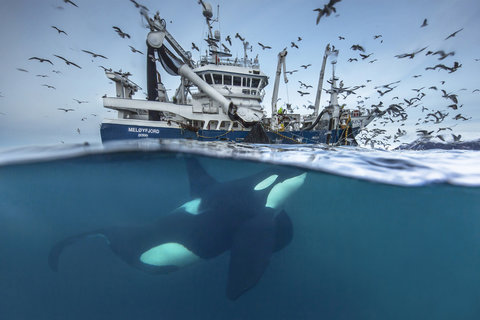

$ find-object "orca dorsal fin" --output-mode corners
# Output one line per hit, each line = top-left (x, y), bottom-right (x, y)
(185, 157), (218, 197)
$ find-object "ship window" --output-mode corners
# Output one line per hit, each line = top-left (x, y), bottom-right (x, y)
(242, 89), (250, 94)
(251, 78), (260, 88)
(242, 77), (251, 87)
(204, 74), (213, 84)
(220, 121), (230, 130)
(233, 76), (241, 86)
(224, 75), (232, 85)
(213, 74), (223, 84)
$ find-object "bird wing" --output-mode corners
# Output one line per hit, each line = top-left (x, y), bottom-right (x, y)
(66, 0), (78, 8)
(54, 55), (68, 62)
(70, 61), (82, 69)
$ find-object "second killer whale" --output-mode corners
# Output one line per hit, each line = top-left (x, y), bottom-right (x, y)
(49, 157), (307, 300)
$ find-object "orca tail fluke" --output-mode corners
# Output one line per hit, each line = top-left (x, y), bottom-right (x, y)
(48, 231), (108, 272)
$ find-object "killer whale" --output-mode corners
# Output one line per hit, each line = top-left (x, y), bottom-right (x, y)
(49, 158), (307, 300)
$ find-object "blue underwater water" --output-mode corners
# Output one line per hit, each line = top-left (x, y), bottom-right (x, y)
(0, 141), (479, 320)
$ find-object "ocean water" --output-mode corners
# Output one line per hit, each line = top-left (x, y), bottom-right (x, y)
(0, 140), (479, 320)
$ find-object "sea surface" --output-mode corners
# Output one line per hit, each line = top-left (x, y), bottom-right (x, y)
(0, 139), (479, 320)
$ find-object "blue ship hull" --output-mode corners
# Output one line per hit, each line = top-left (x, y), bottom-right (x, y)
(100, 122), (359, 145)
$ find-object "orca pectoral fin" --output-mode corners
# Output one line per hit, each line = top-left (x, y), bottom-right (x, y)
(48, 231), (108, 272)
(226, 210), (275, 300)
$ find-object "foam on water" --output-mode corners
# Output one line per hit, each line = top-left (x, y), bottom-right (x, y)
(0, 139), (479, 187)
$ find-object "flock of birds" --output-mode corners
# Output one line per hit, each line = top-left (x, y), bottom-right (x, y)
(3, 0), (479, 148)
(7, 0), (148, 135)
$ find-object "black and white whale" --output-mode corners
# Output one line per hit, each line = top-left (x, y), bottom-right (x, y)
(49, 158), (307, 300)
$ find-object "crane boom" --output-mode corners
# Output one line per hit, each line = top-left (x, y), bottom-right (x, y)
(270, 49), (288, 130)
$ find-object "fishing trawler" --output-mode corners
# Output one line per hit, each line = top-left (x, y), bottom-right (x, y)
(100, 2), (376, 145)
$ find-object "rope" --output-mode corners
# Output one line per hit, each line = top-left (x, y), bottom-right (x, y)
(272, 130), (305, 144)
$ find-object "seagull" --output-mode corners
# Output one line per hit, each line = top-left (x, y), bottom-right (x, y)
(129, 46), (144, 54)
(36, 74), (49, 78)
(291, 42), (298, 49)
(42, 84), (56, 89)
(373, 34), (382, 39)
(338, 36), (345, 40)
(113, 26), (130, 39)
(52, 70), (62, 74)
(314, 0), (341, 24)
(297, 37), (302, 42)
(420, 19), (428, 27)
(297, 90), (310, 96)
(73, 99), (88, 104)
(300, 64), (311, 69)
(58, 108), (75, 112)
(221, 44), (230, 53)
(453, 114), (469, 121)
(447, 104), (461, 110)
(63, 0), (78, 7)
(359, 53), (372, 60)
(98, 65), (112, 72)
(351, 44), (365, 52)
(16, 68), (29, 72)
(82, 50), (108, 59)
(452, 134), (462, 142)
(395, 47), (428, 59)
(53, 55), (82, 69)
(225, 35), (232, 46)
(51, 26), (67, 35)
(445, 28), (464, 40)
(348, 58), (358, 62)
(432, 50), (455, 60)
(29, 57), (54, 65)
(222, 86), (233, 94)
(235, 33), (245, 42)
(191, 42), (199, 51)
(285, 70), (298, 75)
(441, 89), (458, 104)
(258, 42), (272, 50)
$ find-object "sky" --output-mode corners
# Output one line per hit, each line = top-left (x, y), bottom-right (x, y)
(0, 0), (479, 149)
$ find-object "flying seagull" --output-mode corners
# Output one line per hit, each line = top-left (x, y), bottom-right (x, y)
(82, 50), (108, 59)
(53, 55), (82, 69)
(421, 19), (428, 27)
(129, 46), (144, 55)
(29, 57), (54, 65)
(395, 47), (428, 59)
(445, 28), (463, 40)
(51, 26), (67, 35)
(258, 42), (272, 50)
(42, 84), (56, 89)
(300, 64), (312, 69)
(192, 42), (199, 51)
(351, 44), (365, 52)
(16, 68), (29, 72)
(235, 33), (245, 42)
(73, 99), (88, 104)
(58, 108), (75, 112)
(314, 0), (342, 24)
(297, 90), (310, 96)
(113, 26), (130, 39)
